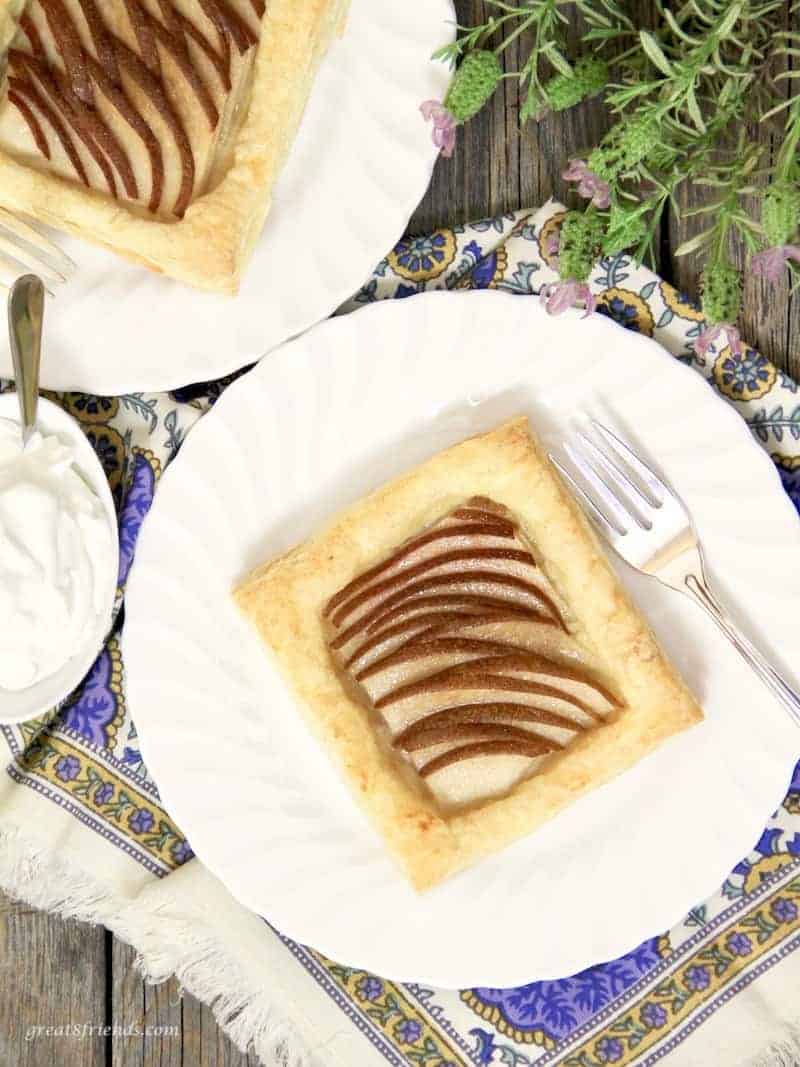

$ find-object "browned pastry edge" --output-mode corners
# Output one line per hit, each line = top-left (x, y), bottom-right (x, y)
(233, 417), (703, 891)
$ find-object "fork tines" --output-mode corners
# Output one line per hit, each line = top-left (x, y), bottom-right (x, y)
(549, 419), (671, 542)
(0, 208), (74, 292)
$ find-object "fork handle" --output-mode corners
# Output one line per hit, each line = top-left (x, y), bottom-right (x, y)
(684, 573), (800, 729)
(8, 274), (44, 446)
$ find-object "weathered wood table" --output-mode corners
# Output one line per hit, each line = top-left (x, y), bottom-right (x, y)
(1, 2), (797, 1063)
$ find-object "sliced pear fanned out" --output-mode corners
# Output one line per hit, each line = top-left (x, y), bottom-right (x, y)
(325, 498), (623, 810)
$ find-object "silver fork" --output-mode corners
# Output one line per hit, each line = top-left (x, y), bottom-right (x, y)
(549, 420), (800, 729)
(0, 208), (74, 294)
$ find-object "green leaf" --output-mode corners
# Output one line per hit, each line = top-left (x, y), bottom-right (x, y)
(686, 86), (706, 132)
(675, 230), (714, 256)
(683, 198), (724, 213)
(639, 31), (673, 76)
(543, 46), (573, 77)
(761, 97), (795, 121)
(718, 2), (744, 38)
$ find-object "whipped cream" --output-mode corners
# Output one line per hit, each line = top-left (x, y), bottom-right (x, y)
(0, 418), (115, 692)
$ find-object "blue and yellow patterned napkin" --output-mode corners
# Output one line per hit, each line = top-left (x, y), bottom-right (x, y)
(1, 201), (798, 1067)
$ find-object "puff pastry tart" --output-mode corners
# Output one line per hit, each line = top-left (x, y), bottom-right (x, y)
(0, 0), (348, 291)
(234, 417), (703, 890)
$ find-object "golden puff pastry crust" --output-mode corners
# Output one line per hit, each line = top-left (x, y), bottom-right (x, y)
(0, 0), (348, 292)
(233, 417), (703, 890)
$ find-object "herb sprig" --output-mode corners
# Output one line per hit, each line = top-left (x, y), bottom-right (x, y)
(425, 0), (800, 356)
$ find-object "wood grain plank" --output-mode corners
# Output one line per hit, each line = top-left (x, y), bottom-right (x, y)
(410, 0), (611, 232)
(111, 938), (181, 1067)
(409, 0), (659, 270)
(112, 937), (258, 1067)
(0, 892), (106, 1067)
(409, 1), (494, 233)
(181, 989), (260, 1067)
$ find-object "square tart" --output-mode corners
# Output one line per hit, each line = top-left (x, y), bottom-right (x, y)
(0, 0), (348, 292)
(234, 417), (703, 890)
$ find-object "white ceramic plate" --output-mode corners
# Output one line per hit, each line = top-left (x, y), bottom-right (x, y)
(0, 0), (452, 395)
(0, 393), (118, 723)
(123, 291), (800, 987)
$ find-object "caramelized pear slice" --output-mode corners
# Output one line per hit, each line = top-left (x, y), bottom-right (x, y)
(325, 521), (516, 617)
(11, 50), (120, 197)
(199, 0), (255, 55)
(85, 53), (164, 213)
(38, 0), (94, 105)
(394, 702), (586, 749)
(374, 662), (608, 716)
(329, 548), (538, 628)
(420, 738), (555, 778)
(123, 0), (162, 79)
(8, 75), (89, 185)
(8, 89), (50, 158)
(149, 18), (219, 130)
(76, 0), (121, 81)
(113, 39), (195, 216)
(178, 12), (232, 91)
(398, 720), (564, 753)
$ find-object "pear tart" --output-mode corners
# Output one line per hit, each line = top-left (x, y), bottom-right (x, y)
(235, 418), (703, 890)
(0, 0), (349, 290)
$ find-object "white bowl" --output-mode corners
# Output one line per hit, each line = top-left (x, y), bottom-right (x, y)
(0, 393), (118, 724)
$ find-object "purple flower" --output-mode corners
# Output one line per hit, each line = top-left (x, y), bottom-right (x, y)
(684, 965), (710, 992)
(751, 245), (800, 283)
(54, 755), (81, 782)
(94, 782), (115, 806)
(595, 1036), (624, 1062)
(128, 808), (154, 835)
(172, 840), (194, 866)
(420, 100), (457, 158)
(726, 931), (753, 957)
(640, 1002), (668, 1029)
(770, 897), (798, 924)
(563, 159), (611, 209)
(694, 323), (741, 361)
(545, 231), (560, 264)
(356, 976), (383, 1001)
(394, 1018), (422, 1045)
(540, 279), (596, 317)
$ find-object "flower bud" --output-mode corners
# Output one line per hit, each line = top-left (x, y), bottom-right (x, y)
(761, 182), (800, 247)
(621, 115), (661, 168)
(558, 210), (606, 282)
(444, 50), (503, 123)
(587, 146), (618, 181)
(701, 263), (741, 325)
(544, 56), (608, 112)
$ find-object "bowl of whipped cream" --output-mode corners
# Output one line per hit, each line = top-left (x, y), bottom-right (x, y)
(0, 392), (118, 723)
